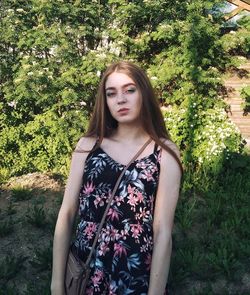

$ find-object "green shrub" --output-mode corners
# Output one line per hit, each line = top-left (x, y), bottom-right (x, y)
(0, 110), (88, 178)
(221, 15), (250, 57)
(0, 167), (11, 185)
(164, 105), (244, 173)
(241, 85), (250, 114)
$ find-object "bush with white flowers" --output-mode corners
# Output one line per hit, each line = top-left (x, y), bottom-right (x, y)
(164, 105), (243, 171)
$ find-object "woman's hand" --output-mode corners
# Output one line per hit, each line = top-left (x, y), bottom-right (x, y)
(51, 280), (65, 295)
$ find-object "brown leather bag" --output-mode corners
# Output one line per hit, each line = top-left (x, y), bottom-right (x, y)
(65, 139), (152, 295)
(65, 250), (91, 295)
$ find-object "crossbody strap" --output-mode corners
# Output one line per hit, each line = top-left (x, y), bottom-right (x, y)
(85, 138), (152, 266)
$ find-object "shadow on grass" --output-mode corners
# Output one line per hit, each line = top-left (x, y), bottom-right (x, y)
(169, 150), (250, 294)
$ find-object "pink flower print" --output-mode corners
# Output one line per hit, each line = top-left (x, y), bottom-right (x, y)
(94, 195), (105, 208)
(148, 195), (154, 212)
(130, 223), (143, 239)
(141, 170), (154, 182)
(92, 275), (101, 287)
(109, 227), (119, 241)
(109, 281), (118, 294)
(114, 242), (128, 257)
(98, 241), (110, 256)
(136, 207), (150, 221)
(114, 195), (124, 206)
(140, 244), (147, 252)
(82, 182), (95, 195)
(127, 188), (144, 212)
(145, 253), (152, 271)
(100, 225), (117, 243)
(91, 269), (104, 290)
(95, 269), (104, 279)
(136, 161), (147, 169)
(107, 191), (112, 201)
(136, 191), (144, 202)
(107, 207), (119, 221)
(84, 222), (97, 240)
(127, 184), (135, 195)
(86, 287), (94, 295)
(91, 270), (104, 292)
(120, 228), (129, 240)
(127, 193), (139, 209)
(140, 235), (153, 252)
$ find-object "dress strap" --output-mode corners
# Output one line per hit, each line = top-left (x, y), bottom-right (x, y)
(74, 137), (99, 153)
(153, 142), (159, 153)
(92, 138), (99, 150)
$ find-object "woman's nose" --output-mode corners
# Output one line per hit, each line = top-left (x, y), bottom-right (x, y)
(117, 92), (127, 104)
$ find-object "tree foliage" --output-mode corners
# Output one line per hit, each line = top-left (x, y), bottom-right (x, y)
(0, 0), (247, 177)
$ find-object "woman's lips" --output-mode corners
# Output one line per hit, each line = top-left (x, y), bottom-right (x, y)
(118, 108), (129, 114)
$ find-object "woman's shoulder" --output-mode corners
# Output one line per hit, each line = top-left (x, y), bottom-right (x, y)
(74, 136), (97, 153)
(159, 138), (183, 174)
(159, 138), (180, 159)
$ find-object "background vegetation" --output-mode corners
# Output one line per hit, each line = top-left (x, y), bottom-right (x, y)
(0, 0), (250, 294)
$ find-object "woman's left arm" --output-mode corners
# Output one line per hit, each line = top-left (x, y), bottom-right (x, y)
(148, 143), (182, 295)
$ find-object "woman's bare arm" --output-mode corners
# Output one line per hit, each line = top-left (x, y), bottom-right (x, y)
(51, 137), (95, 295)
(148, 142), (181, 295)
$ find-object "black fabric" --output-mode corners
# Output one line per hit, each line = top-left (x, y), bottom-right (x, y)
(72, 144), (168, 294)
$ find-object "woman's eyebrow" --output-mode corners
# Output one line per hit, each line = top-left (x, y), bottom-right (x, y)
(105, 87), (116, 91)
(123, 83), (136, 88)
(105, 83), (136, 91)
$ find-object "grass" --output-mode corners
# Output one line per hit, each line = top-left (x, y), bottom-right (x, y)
(169, 150), (250, 294)
(0, 152), (249, 294)
(23, 275), (51, 295)
(0, 254), (27, 284)
(0, 286), (18, 295)
(0, 219), (14, 237)
(11, 186), (33, 202)
(29, 242), (52, 272)
(6, 202), (17, 216)
(26, 205), (47, 228)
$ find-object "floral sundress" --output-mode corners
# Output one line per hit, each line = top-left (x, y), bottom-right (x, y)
(72, 142), (165, 295)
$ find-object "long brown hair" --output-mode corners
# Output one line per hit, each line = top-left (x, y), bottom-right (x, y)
(85, 61), (183, 173)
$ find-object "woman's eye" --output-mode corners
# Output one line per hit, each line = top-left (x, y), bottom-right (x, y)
(106, 92), (115, 97)
(125, 88), (136, 94)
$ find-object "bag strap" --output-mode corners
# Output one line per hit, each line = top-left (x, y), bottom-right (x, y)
(85, 138), (152, 266)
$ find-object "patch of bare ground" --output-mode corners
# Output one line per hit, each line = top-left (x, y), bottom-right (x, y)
(0, 173), (64, 294)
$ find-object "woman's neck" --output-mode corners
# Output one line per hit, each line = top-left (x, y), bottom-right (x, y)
(110, 124), (149, 144)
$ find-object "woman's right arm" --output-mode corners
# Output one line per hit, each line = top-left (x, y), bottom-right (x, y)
(51, 137), (95, 295)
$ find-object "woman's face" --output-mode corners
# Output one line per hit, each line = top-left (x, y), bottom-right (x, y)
(105, 72), (142, 125)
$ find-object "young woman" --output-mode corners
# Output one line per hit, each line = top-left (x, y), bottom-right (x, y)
(51, 61), (182, 295)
